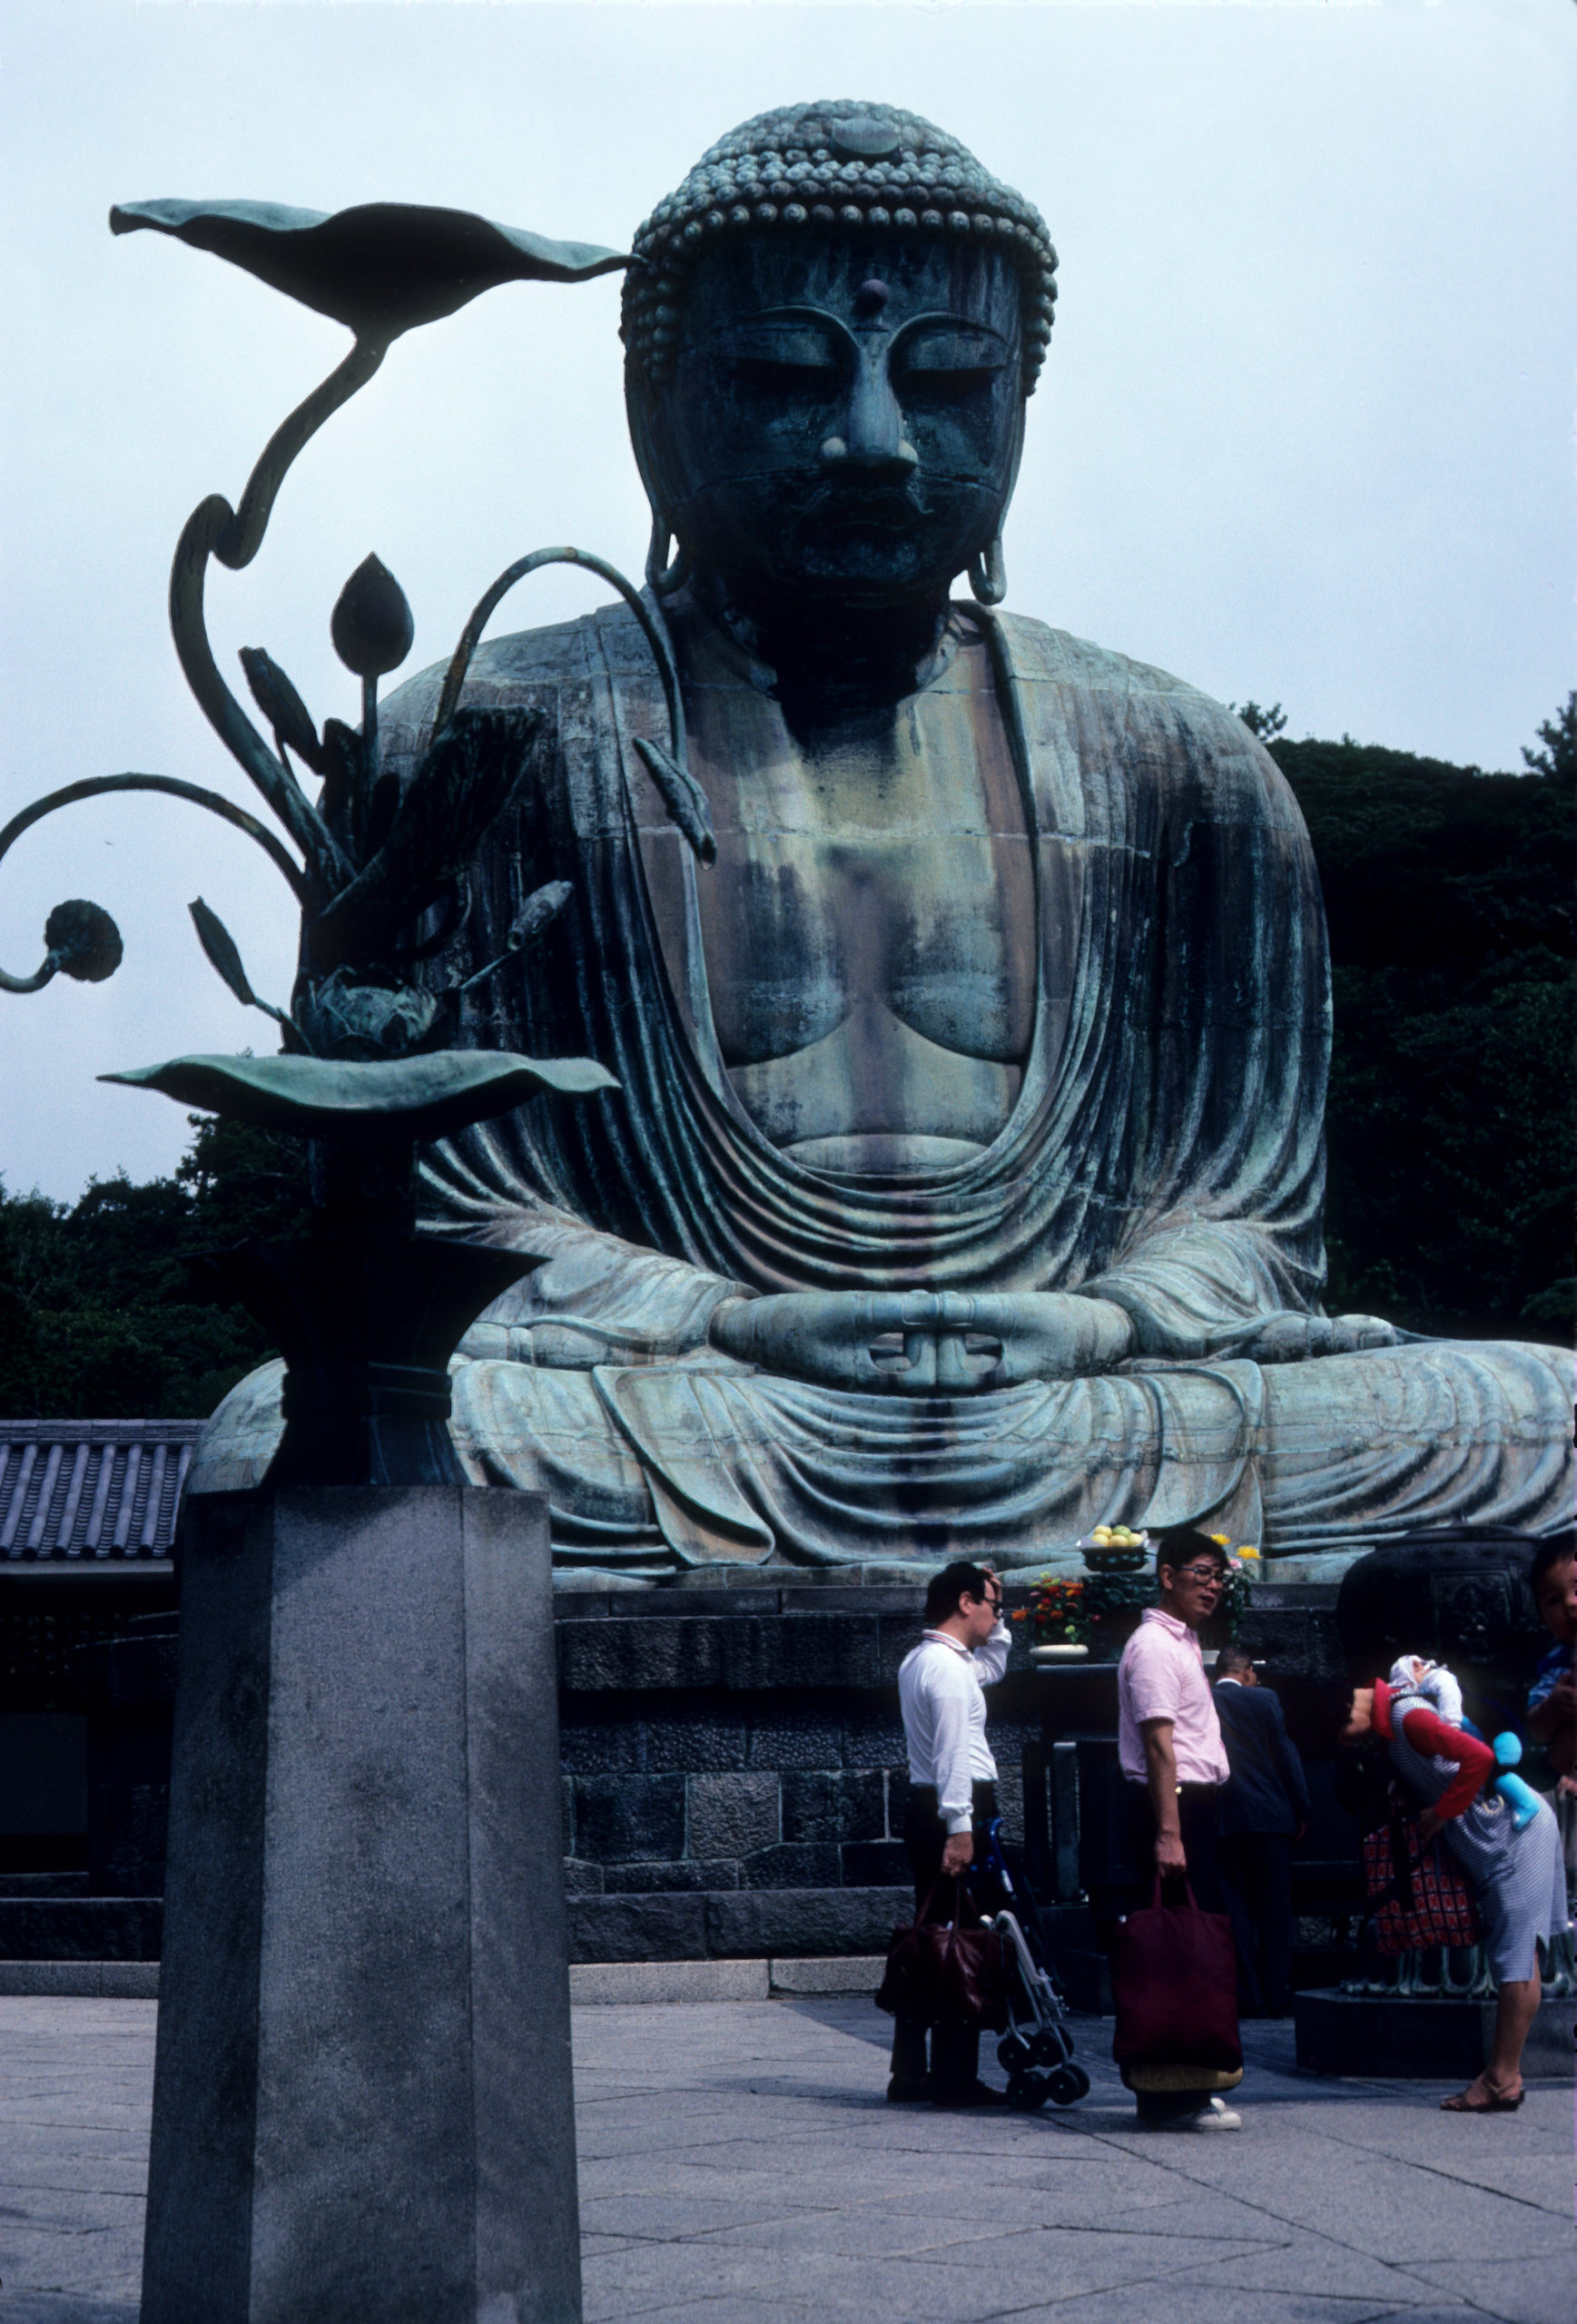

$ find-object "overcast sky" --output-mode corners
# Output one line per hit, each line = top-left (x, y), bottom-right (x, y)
(1, 0), (1572, 1204)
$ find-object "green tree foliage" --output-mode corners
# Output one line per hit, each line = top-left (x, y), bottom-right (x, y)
(1522, 689), (1576, 784)
(1230, 699), (1288, 742)
(1270, 720), (1574, 1340)
(0, 1116), (310, 1418)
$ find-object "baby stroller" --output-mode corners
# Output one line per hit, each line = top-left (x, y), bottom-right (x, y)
(974, 1817), (1091, 2112)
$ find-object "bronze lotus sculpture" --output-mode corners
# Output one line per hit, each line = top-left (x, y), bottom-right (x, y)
(0, 195), (730, 1483)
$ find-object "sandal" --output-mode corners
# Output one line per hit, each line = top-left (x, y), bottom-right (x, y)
(1440, 2086), (1524, 2112)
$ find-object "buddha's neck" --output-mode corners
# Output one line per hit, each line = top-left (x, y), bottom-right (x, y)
(695, 570), (955, 730)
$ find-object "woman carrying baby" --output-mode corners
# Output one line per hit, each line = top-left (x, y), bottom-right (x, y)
(1315, 1667), (1569, 2112)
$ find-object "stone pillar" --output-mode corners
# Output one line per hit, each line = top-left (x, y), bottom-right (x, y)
(140, 1486), (581, 2324)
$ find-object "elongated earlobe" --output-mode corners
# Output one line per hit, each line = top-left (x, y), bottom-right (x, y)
(968, 536), (1007, 607)
(646, 515), (693, 598)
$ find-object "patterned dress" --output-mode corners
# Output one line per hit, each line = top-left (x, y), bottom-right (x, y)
(1384, 1678), (1569, 1984)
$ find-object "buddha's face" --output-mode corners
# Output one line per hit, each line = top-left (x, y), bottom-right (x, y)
(636, 232), (1025, 612)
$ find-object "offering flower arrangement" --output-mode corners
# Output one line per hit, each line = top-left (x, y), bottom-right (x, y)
(1210, 1534), (1261, 1637)
(1015, 1578), (1089, 1646)
(1015, 1534), (1262, 1649)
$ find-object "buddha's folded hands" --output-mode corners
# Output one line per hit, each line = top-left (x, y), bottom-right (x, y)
(707, 1288), (1135, 1393)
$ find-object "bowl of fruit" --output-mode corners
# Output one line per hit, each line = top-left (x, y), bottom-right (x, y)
(1078, 1524), (1150, 1573)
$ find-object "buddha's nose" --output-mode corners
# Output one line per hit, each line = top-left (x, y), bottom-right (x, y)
(822, 351), (918, 475)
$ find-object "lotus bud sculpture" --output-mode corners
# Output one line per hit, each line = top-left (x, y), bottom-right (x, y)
(0, 194), (717, 1485)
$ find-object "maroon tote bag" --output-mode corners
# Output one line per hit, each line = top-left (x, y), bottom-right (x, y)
(1110, 1877), (1242, 2073)
(875, 1877), (1009, 2031)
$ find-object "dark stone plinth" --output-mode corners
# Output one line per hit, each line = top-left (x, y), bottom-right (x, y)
(567, 1891), (706, 1963)
(560, 1885), (914, 1964)
(555, 1609), (910, 1693)
(0, 1895), (161, 1959)
(1294, 1989), (1577, 2079)
(141, 1486), (581, 2324)
(706, 1883), (912, 1958)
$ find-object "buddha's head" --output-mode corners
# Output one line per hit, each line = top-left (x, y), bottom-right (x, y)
(623, 103), (1057, 617)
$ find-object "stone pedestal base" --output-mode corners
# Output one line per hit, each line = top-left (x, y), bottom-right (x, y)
(1295, 1988), (1576, 2079)
(140, 1486), (580, 2324)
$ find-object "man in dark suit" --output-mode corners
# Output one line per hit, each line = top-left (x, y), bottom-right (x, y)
(1213, 1648), (1311, 2017)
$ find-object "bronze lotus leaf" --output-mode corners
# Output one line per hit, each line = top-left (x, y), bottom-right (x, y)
(102, 1049), (617, 1144)
(108, 199), (628, 341)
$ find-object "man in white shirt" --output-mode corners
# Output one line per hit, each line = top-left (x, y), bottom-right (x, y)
(892, 1561), (1011, 2106)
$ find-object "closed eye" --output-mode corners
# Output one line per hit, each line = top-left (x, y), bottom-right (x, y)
(896, 364), (999, 405)
(892, 321), (1010, 397)
(720, 322), (848, 387)
(731, 355), (843, 394)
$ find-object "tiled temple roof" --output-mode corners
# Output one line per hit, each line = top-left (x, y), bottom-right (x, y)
(0, 1422), (201, 1563)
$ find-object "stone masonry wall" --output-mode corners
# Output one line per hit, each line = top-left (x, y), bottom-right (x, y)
(558, 1684), (1042, 1961)
(554, 1578), (1343, 1965)
(555, 1583), (1043, 1962)
(0, 1572), (1340, 1965)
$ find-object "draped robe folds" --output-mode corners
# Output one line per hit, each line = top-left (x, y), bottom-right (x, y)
(192, 602), (1575, 1580)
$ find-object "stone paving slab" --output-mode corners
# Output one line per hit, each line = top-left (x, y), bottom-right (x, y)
(0, 1953), (892, 2004)
(0, 1965), (160, 2001)
(0, 1994), (1569, 2323)
(569, 1956), (770, 2004)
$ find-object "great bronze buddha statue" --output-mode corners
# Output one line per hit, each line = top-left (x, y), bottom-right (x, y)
(193, 102), (1572, 1581)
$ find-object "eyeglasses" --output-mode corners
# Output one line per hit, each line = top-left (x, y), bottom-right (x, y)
(1171, 1564), (1225, 1586)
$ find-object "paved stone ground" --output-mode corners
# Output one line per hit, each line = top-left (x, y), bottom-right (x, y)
(0, 1994), (1570, 2322)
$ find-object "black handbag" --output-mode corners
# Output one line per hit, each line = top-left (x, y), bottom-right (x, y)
(874, 1876), (1008, 2030)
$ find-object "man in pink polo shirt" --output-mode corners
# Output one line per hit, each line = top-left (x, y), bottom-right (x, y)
(1117, 1527), (1238, 2130)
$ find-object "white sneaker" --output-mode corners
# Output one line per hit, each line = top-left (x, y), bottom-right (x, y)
(1144, 2096), (1242, 2131)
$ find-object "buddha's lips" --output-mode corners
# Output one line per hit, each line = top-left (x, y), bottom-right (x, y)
(799, 480), (930, 531)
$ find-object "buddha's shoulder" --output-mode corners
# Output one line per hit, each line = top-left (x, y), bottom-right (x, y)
(995, 612), (1303, 822)
(380, 608), (640, 758)
(997, 612), (1234, 725)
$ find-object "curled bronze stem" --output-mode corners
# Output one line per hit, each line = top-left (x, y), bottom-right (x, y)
(0, 773), (309, 899)
(168, 335), (389, 898)
(0, 955), (59, 995)
(0, 772), (310, 987)
(434, 545), (687, 769)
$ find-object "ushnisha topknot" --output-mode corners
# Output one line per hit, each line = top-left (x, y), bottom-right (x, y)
(622, 100), (1058, 397)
